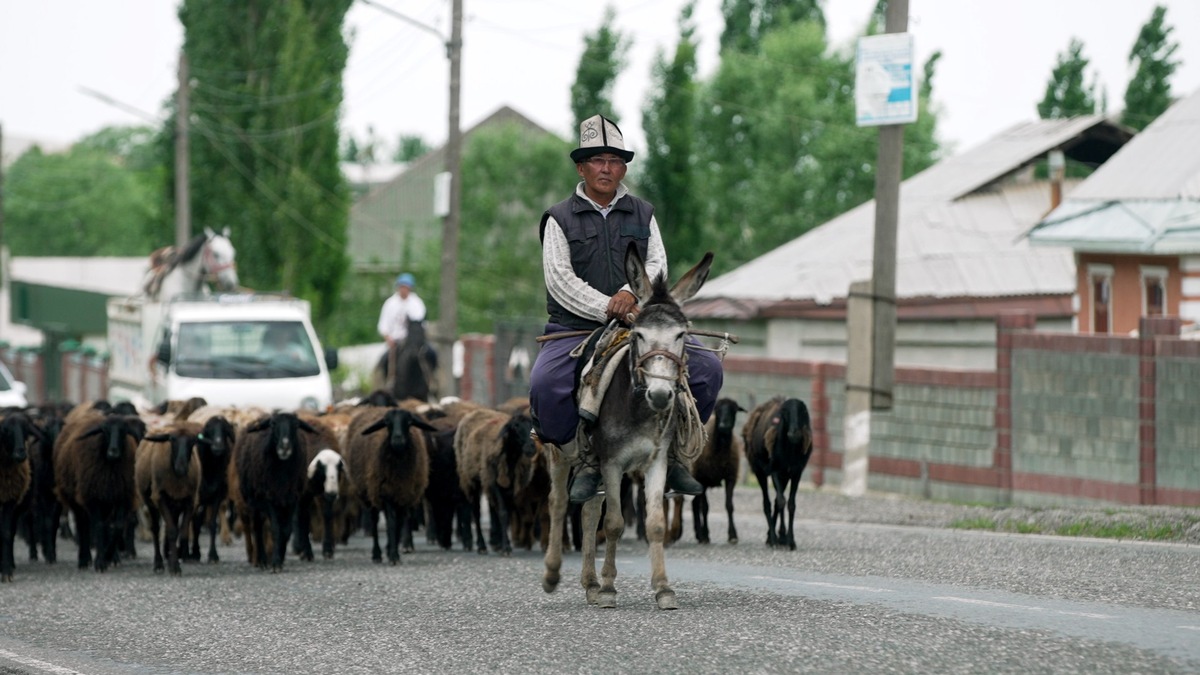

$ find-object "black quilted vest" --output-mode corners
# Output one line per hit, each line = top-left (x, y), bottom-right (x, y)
(539, 191), (655, 330)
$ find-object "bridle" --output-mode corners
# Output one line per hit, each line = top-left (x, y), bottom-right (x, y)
(201, 236), (235, 279)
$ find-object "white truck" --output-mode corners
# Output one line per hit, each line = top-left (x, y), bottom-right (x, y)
(106, 293), (338, 411)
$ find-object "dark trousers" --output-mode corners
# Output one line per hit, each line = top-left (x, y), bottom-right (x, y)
(528, 323), (724, 446)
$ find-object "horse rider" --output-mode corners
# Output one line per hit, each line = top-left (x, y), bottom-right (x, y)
(528, 113), (724, 504)
(377, 272), (435, 373)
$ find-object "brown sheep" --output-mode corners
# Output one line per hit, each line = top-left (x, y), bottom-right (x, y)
(135, 422), (202, 575)
(691, 397), (745, 544)
(1, 411), (46, 582)
(345, 407), (434, 565)
(454, 406), (538, 556)
(54, 410), (146, 571)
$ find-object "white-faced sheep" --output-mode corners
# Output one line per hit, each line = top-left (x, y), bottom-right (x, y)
(229, 411), (316, 572)
(345, 407), (435, 565)
(135, 422), (202, 575)
(2, 411), (47, 582)
(293, 413), (350, 561)
(53, 410), (146, 571)
(691, 397), (745, 544)
(183, 414), (236, 563)
(454, 406), (538, 556)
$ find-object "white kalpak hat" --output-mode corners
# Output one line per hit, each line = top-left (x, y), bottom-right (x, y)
(570, 114), (635, 163)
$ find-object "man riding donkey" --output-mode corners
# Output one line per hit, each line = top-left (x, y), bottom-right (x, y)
(529, 113), (724, 503)
(376, 272), (437, 399)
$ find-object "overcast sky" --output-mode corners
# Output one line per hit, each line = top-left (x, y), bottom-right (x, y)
(3, 0), (1200, 163)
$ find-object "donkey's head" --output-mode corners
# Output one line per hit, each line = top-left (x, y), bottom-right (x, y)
(624, 242), (713, 413)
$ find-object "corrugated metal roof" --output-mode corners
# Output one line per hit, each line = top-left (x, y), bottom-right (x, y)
(1066, 87), (1200, 201)
(693, 118), (1118, 310)
(1028, 88), (1200, 254)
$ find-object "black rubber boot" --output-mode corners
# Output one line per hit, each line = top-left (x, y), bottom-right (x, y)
(665, 462), (704, 496)
(569, 465), (603, 503)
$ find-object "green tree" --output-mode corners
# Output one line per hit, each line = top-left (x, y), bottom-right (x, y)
(1037, 38), (1102, 119)
(394, 134), (430, 162)
(1123, 4), (1180, 131)
(641, 2), (704, 268)
(570, 6), (630, 128)
(444, 123), (575, 333)
(720, 0), (824, 53)
(3, 129), (163, 256)
(180, 0), (352, 324)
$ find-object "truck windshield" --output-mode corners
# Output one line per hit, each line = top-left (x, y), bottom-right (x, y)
(174, 320), (321, 379)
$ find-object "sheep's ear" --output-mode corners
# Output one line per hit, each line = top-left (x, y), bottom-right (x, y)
(361, 419), (386, 435)
(297, 419), (316, 434)
(144, 433), (171, 443)
(245, 417), (270, 433)
(79, 424), (105, 440)
(412, 417), (436, 433)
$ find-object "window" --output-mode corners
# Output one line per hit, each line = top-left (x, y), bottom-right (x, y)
(1141, 266), (1168, 317)
(1088, 265), (1113, 334)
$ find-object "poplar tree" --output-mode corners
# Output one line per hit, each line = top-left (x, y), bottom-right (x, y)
(1037, 38), (1102, 119)
(1123, 5), (1180, 131)
(569, 6), (630, 128)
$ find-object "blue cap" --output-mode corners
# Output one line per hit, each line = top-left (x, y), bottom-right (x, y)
(395, 273), (415, 288)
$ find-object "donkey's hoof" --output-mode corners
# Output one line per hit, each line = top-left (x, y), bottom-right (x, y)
(597, 591), (617, 609)
(585, 584), (601, 605)
(542, 575), (560, 594)
(655, 589), (678, 610)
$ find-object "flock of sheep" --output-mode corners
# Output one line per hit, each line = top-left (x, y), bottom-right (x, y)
(0, 390), (813, 584)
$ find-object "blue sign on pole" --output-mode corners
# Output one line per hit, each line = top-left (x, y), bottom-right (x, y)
(855, 33), (917, 127)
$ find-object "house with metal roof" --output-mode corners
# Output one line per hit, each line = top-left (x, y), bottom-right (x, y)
(1027, 88), (1200, 335)
(687, 116), (1132, 370)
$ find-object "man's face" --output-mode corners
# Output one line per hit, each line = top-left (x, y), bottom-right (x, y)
(576, 153), (627, 201)
(397, 285), (411, 298)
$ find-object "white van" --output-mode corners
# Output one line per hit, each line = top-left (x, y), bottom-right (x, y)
(108, 293), (337, 411)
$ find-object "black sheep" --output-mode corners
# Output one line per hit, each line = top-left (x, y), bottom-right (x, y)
(691, 398), (746, 544)
(185, 415), (236, 563)
(53, 411), (146, 571)
(1, 411), (47, 582)
(18, 404), (66, 563)
(231, 412), (315, 572)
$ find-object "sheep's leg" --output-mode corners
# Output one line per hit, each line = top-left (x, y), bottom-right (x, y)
(752, 467), (774, 547)
(541, 448), (571, 594)
(42, 501), (61, 564)
(486, 484), (513, 556)
(147, 501), (164, 573)
(724, 479), (738, 544)
(366, 506), (383, 563)
(1, 505), (14, 582)
(455, 498), (473, 552)
(320, 495), (337, 559)
(293, 497), (314, 562)
(382, 501), (401, 565)
(467, 491), (486, 555)
(250, 510), (268, 569)
(399, 504), (416, 556)
(579, 493), (602, 604)
(692, 491), (707, 544)
(73, 506), (92, 570)
(771, 472), (788, 548)
(267, 502), (291, 572)
(785, 475), (800, 551)
(642, 458), (676, 610)
(205, 506), (221, 563)
(162, 499), (183, 576)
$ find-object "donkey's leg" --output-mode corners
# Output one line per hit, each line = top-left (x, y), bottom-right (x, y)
(597, 465), (627, 608)
(643, 458), (677, 610)
(580, 495), (603, 604)
(542, 447), (571, 593)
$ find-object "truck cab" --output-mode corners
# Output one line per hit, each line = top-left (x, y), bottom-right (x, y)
(108, 293), (337, 411)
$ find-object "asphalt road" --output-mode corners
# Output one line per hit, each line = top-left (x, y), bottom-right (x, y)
(1, 487), (1198, 675)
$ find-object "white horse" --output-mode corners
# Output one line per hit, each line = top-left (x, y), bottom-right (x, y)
(143, 227), (239, 301)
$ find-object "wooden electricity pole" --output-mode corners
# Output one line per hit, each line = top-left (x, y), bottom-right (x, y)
(175, 51), (191, 249)
(437, 0), (463, 399)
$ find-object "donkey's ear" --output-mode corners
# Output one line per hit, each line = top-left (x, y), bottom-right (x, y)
(669, 251), (714, 304)
(624, 242), (653, 304)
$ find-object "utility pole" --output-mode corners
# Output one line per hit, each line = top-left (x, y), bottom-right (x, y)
(175, 51), (191, 248)
(437, 0), (463, 399)
(843, 0), (909, 497)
